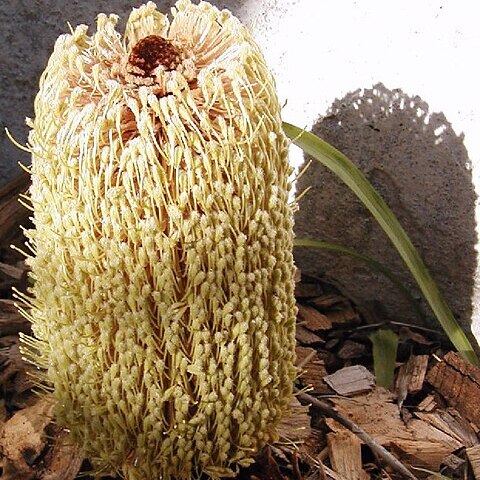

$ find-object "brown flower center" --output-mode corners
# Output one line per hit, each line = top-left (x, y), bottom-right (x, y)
(127, 35), (181, 78)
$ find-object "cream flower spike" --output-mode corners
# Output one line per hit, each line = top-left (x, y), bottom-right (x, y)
(20, 1), (297, 478)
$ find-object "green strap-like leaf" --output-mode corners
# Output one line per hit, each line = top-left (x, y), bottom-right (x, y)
(370, 329), (399, 389)
(294, 238), (424, 319)
(284, 121), (479, 365)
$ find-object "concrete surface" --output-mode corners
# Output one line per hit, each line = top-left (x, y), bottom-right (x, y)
(294, 83), (478, 348)
(1, 1), (480, 345)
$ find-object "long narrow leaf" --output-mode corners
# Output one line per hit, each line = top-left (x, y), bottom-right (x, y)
(294, 238), (424, 319)
(284, 121), (478, 365)
(370, 328), (399, 389)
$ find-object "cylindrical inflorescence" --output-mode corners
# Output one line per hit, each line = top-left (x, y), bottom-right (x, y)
(19, 1), (297, 478)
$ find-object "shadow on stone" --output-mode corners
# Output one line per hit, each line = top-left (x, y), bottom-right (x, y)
(294, 82), (478, 349)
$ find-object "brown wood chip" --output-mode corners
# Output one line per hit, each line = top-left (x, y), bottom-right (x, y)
(337, 340), (367, 360)
(0, 299), (31, 336)
(324, 365), (375, 396)
(327, 430), (370, 480)
(395, 355), (429, 406)
(325, 305), (360, 326)
(0, 335), (28, 386)
(295, 282), (324, 298)
(415, 408), (478, 448)
(296, 346), (331, 395)
(329, 388), (463, 471)
(0, 397), (55, 479)
(0, 262), (25, 280)
(417, 394), (437, 412)
(295, 324), (325, 346)
(277, 397), (312, 444)
(39, 428), (83, 480)
(467, 445), (480, 479)
(297, 303), (332, 331)
(0, 173), (30, 259)
(427, 352), (480, 427)
(311, 294), (348, 309)
(442, 452), (465, 473)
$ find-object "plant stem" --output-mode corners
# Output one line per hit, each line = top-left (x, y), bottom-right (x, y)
(284, 121), (479, 365)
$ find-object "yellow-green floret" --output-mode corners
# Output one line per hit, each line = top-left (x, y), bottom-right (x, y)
(18, 1), (297, 478)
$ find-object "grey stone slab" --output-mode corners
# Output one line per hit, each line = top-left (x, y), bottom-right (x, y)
(294, 83), (478, 350)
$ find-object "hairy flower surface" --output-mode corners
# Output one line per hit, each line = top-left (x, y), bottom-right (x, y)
(19, 1), (297, 478)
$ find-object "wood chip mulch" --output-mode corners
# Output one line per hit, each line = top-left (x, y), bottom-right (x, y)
(1, 173), (479, 480)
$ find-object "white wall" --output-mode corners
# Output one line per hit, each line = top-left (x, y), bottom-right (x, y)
(251, 0), (480, 175)
(247, 0), (480, 341)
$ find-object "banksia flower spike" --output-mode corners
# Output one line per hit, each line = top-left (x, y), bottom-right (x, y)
(18, 1), (296, 478)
